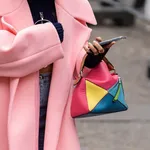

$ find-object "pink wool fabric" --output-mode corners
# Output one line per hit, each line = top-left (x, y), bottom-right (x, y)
(0, 0), (97, 149)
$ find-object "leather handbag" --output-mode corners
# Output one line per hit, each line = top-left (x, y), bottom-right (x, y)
(71, 57), (128, 118)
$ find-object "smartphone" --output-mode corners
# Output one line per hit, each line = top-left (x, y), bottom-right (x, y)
(89, 36), (127, 59)
(99, 36), (127, 46)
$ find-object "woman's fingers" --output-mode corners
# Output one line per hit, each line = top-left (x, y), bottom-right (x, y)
(88, 42), (100, 55)
(92, 41), (104, 53)
(84, 41), (105, 55)
(96, 36), (116, 50)
(88, 42), (98, 55)
(96, 37), (102, 42)
(84, 37), (115, 55)
(83, 45), (90, 53)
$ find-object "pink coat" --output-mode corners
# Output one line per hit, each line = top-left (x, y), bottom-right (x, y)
(0, 0), (97, 149)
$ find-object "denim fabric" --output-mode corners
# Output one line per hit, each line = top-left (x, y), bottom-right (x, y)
(39, 72), (52, 150)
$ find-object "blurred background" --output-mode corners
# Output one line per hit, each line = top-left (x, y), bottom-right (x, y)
(76, 0), (150, 150)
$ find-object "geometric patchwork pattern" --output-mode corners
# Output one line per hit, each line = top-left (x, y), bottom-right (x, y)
(109, 81), (119, 97)
(91, 93), (127, 113)
(86, 80), (108, 111)
(117, 82), (128, 108)
(86, 78), (128, 114)
(72, 77), (128, 118)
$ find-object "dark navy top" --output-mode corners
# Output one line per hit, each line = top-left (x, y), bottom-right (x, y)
(28, 0), (63, 42)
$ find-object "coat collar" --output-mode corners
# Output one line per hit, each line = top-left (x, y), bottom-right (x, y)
(55, 0), (97, 25)
(0, 0), (97, 25)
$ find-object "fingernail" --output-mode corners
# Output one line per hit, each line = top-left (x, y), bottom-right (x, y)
(94, 53), (99, 55)
(88, 42), (91, 46)
(112, 41), (116, 45)
(99, 50), (104, 53)
(97, 37), (101, 39)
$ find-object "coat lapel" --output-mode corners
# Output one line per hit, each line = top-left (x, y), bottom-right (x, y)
(55, 0), (97, 25)
(0, 0), (97, 28)
(44, 1), (96, 149)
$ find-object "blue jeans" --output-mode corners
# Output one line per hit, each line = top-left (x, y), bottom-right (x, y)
(39, 72), (52, 150)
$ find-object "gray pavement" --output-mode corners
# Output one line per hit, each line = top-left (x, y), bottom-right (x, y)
(76, 20), (150, 150)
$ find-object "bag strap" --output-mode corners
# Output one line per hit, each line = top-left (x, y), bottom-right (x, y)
(73, 56), (116, 86)
(103, 57), (116, 73)
(74, 54), (87, 85)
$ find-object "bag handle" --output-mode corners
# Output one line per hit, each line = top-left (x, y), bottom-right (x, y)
(74, 54), (87, 85)
(73, 56), (116, 85)
(103, 57), (116, 73)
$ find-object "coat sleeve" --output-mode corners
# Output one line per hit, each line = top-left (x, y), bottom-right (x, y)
(0, 22), (64, 77)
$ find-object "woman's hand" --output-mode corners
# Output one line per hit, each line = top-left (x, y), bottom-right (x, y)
(84, 37), (115, 55)
(83, 37), (116, 68)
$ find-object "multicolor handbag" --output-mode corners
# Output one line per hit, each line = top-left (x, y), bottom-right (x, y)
(71, 57), (128, 118)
